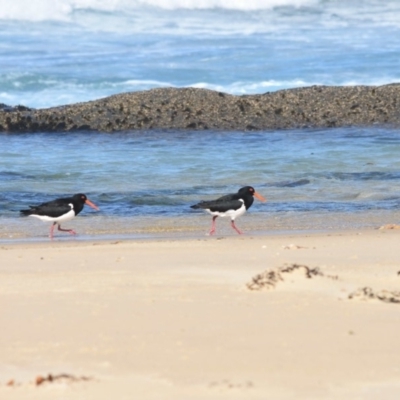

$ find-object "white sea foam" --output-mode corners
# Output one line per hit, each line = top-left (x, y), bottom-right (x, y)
(0, 0), (72, 21)
(0, 0), (318, 22)
(1, 0), (400, 28)
(136, 0), (317, 10)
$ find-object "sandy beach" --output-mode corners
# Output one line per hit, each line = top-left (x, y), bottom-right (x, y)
(1, 228), (400, 399)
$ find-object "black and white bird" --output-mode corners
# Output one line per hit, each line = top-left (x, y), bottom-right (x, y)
(20, 193), (99, 238)
(190, 186), (266, 235)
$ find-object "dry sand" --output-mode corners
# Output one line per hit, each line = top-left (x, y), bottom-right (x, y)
(1, 229), (400, 399)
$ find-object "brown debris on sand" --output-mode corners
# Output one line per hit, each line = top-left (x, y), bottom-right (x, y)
(35, 373), (92, 386)
(3, 374), (92, 388)
(348, 287), (400, 304)
(247, 263), (338, 291)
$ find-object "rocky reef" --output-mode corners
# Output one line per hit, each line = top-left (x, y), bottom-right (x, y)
(1, 84), (400, 132)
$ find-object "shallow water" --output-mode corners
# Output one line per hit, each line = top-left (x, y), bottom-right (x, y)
(1, 128), (400, 240)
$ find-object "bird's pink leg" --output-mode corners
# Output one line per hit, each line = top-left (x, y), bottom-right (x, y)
(49, 222), (56, 239)
(57, 224), (77, 235)
(209, 216), (218, 235)
(231, 220), (244, 235)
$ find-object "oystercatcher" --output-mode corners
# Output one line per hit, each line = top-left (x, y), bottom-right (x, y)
(20, 193), (99, 238)
(190, 186), (266, 235)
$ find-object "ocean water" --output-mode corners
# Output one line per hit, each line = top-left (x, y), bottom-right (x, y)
(1, 0), (400, 239)
(2, 0), (400, 108)
(1, 128), (400, 239)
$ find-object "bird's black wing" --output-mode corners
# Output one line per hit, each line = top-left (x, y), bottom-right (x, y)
(20, 198), (73, 217)
(191, 193), (243, 212)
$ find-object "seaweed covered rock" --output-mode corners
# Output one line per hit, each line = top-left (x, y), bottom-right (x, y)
(1, 84), (400, 132)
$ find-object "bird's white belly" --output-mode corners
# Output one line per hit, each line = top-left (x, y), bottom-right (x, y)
(206, 202), (247, 220)
(30, 208), (75, 223)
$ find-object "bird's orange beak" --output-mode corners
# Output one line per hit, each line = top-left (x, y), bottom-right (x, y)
(254, 191), (266, 202)
(85, 199), (100, 211)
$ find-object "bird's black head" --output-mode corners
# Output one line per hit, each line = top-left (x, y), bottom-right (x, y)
(73, 193), (88, 203)
(72, 193), (99, 211)
(238, 186), (266, 202)
(238, 186), (255, 195)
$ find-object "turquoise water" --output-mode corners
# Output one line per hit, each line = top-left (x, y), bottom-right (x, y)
(1, 128), (400, 239)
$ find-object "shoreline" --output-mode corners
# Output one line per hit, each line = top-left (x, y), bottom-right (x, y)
(0, 228), (372, 247)
(2, 208), (400, 243)
(0, 225), (394, 246)
(2, 229), (400, 399)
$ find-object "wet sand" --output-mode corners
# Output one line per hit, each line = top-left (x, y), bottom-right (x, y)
(1, 229), (400, 399)
(3, 209), (400, 240)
